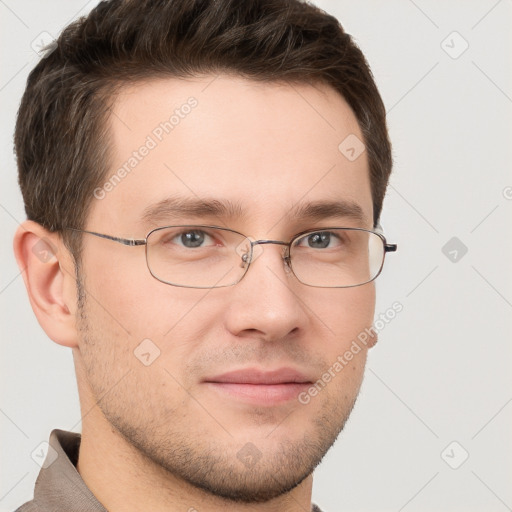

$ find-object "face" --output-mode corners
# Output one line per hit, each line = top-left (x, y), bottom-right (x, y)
(74, 75), (376, 502)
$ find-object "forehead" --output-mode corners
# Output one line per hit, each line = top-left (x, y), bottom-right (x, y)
(88, 75), (373, 234)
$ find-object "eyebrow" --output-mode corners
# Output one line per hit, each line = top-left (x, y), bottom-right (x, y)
(289, 199), (368, 225)
(140, 196), (245, 225)
(140, 196), (368, 227)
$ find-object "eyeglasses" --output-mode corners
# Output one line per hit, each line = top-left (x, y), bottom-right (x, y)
(64, 225), (397, 289)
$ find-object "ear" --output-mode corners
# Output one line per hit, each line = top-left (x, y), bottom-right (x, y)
(13, 220), (80, 348)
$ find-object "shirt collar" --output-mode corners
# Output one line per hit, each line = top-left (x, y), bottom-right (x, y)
(32, 429), (107, 511)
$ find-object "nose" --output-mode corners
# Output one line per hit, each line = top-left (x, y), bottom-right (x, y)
(223, 241), (307, 342)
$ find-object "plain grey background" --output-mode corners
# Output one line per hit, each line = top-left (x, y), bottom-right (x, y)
(1, 1), (511, 511)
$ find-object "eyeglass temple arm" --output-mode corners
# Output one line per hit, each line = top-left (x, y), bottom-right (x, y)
(64, 228), (146, 246)
(374, 223), (397, 254)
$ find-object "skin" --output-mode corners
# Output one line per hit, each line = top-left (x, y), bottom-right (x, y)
(14, 75), (378, 512)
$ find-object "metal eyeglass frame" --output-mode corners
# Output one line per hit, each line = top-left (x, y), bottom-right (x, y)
(63, 225), (397, 289)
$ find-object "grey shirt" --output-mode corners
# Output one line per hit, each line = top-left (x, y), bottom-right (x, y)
(15, 429), (324, 512)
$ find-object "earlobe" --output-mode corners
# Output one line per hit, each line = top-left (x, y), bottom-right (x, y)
(13, 220), (80, 348)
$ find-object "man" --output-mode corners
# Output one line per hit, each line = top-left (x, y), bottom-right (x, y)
(12, 0), (396, 510)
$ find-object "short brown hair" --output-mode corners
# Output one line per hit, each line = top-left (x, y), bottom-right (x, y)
(14, 0), (392, 262)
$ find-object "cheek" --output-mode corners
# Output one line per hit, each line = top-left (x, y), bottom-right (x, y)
(345, 284), (376, 335)
(308, 284), (376, 342)
(81, 249), (222, 370)
(305, 285), (375, 391)
(83, 246), (185, 336)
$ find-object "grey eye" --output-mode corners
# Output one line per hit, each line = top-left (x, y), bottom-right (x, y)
(180, 230), (205, 248)
(306, 232), (331, 248)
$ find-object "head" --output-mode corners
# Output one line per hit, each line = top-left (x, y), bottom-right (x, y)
(13, 0), (393, 504)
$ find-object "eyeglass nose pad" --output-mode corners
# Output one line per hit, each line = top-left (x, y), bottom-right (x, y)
(283, 254), (292, 273)
(240, 251), (251, 268)
(235, 237), (253, 269)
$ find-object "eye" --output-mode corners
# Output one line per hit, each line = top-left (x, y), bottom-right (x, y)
(169, 229), (215, 248)
(295, 231), (343, 249)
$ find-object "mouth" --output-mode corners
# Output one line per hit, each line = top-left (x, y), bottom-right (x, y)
(202, 368), (313, 405)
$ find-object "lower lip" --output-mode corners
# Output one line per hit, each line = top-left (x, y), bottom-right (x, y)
(204, 382), (311, 405)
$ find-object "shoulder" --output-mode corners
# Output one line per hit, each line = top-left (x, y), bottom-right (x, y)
(13, 501), (43, 512)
